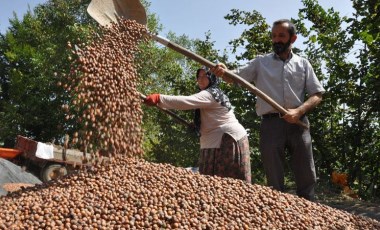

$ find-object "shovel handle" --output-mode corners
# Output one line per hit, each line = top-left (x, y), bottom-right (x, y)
(150, 34), (309, 129)
(139, 93), (194, 129)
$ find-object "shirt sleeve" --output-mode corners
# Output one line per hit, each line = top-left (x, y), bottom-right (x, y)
(304, 59), (326, 96)
(234, 57), (262, 83)
(158, 91), (215, 110)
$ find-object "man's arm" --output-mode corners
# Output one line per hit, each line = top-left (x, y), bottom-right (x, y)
(211, 64), (235, 84)
(283, 93), (323, 123)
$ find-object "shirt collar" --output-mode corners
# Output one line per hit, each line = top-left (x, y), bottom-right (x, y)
(273, 50), (294, 61)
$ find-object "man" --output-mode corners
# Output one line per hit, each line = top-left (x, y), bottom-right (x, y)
(212, 19), (325, 201)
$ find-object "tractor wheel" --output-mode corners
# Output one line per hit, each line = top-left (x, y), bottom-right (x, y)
(41, 164), (68, 182)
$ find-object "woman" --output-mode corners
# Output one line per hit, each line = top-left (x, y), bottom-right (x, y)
(144, 68), (251, 183)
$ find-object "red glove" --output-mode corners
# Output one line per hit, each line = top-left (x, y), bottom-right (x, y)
(144, 93), (160, 106)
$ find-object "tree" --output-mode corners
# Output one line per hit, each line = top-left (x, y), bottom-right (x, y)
(0, 0), (93, 145)
(136, 3), (203, 167)
(292, 0), (380, 199)
(137, 32), (200, 167)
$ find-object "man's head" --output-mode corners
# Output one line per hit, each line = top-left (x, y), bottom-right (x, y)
(271, 19), (297, 56)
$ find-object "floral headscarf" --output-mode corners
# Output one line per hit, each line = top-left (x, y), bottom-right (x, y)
(193, 68), (232, 135)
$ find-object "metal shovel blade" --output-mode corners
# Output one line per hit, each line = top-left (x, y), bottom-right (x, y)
(87, 0), (147, 27)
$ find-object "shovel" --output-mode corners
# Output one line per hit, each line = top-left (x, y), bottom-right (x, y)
(87, 0), (309, 129)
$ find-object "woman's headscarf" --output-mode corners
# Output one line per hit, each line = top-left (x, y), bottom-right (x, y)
(193, 67), (232, 135)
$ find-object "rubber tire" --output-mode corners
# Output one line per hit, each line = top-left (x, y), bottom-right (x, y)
(41, 164), (68, 182)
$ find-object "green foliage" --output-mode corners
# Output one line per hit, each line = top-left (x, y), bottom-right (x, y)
(136, 16), (200, 167)
(0, 0), (93, 146)
(291, 0), (380, 199)
(224, 9), (272, 61)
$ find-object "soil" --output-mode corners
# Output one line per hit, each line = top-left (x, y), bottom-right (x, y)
(315, 187), (380, 222)
(284, 181), (380, 222)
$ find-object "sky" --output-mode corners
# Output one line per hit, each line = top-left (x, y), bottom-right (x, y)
(1, 0), (354, 61)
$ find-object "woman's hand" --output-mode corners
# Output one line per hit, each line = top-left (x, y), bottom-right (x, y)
(144, 94), (160, 106)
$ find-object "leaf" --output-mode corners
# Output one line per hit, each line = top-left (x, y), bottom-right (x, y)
(359, 31), (374, 45)
(310, 34), (317, 43)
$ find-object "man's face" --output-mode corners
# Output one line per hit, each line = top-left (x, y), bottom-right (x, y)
(271, 23), (292, 55)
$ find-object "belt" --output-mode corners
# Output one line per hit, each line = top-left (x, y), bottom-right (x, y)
(262, 113), (282, 119)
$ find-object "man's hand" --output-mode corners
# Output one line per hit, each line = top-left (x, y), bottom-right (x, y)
(282, 109), (303, 124)
(211, 63), (234, 84)
(144, 94), (160, 106)
(282, 93), (323, 124)
(211, 63), (226, 76)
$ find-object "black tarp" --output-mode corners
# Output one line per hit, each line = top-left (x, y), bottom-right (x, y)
(0, 158), (41, 196)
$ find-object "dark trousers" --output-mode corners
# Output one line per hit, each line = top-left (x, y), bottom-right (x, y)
(259, 116), (316, 200)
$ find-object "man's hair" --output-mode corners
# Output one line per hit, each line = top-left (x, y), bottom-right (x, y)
(273, 19), (297, 37)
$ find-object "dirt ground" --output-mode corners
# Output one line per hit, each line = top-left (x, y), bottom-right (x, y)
(283, 180), (380, 222)
(316, 190), (380, 222)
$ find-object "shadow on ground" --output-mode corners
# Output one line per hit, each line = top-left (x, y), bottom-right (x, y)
(318, 195), (380, 222)
(285, 181), (380, 222)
